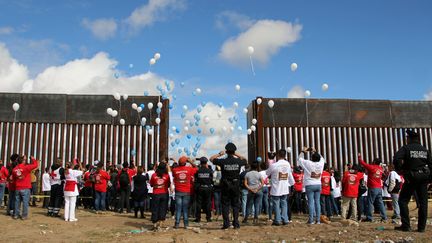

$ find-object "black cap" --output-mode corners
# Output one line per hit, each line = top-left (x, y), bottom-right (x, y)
(225, 142), (237, 152)
(199, 157), (208, 164)
(406, 129), (419, 138)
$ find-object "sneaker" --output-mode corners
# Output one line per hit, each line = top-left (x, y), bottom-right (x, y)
(69, 218), (78, 222)
(233, 225), (240, 229)
(221, 225), (230, 230)
(271, 222), (281, 226)
(21, 216), (28, 220)
(282, 222), (289, 225)
(394, 226), (411, 232)
(65, 218), (69, 222)
(316, 221), (321, 225)
(307, 221), (315, 225)
(12, 215), (19, 220)
(173, 224), (179, 229)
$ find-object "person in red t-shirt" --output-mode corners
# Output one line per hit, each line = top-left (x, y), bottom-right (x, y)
(341, 164), (364, 220)
(320, 164), (333, 219)
(358, 154), (388, 222)
(12, 155), (39, 219)
(81, 164), (94, 209)
(292, 166), (305, 214)
(0, 160), (9, 208)
(94, 162), (111, 213)
(171, 156), (197, 229)
(6, 154), (19, 216)
(150, 162), (171, 230)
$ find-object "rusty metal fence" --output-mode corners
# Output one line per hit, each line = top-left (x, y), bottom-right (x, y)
(0, 93), (169, 173)
(248, 98), (432, 172)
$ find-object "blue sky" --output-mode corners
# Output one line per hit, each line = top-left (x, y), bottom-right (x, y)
(1, 0), (432, 156)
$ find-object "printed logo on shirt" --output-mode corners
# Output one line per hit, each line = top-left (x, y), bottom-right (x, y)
(278, 172), (288, 181)
(223, 164), (239, 171)
(410, 151), (428, 159)
(349, 175), (356, 184)
(96, 174), (101, 183)
(177, 173), (187, 183)
(198, 173), (210, 178)
(155, 178), (165, 188)
(374, 169), (382, 178)
(323, 177), (330, 186)
(15, 169), (23, 180)
(311, 172), (321, 179)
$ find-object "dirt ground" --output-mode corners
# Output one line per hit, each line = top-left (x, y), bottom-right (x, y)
(1, 203), (431, 243)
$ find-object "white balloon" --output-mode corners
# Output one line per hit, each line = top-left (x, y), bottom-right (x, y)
(149, 58), (156, 65)
(137, 107), (143, 113)
(230, 126), (235, 132)
(113, 93), (121, 100)
(157, 102), (163, 109)
(184, 126), (189, 132)
(204, 116), (210, 124)
(107, 108), (113, 115)
(185, 120), (191, 125)
(171, 126), (176, 131)
(129, 63), (134, 68)
(148, 129), (154, 135)
(131, 103), (138, 110)
(122, 94), (128, 100)
(305, 90), (311, 97)
(217, 111), (222, 118)
(248, 46), (254, 55)
(119, 119), (125, 125)
(268, 100), (275, 108)
(322, 83), (329, 91)
(252, 118), (257, 125)
(235, 84), (241, 91)
(256, 98), (262, 105)
(147, 102), (154, 109)
(222, 126), (227, 131)
(287, 147), (293, 153)
(169, 133), (174, 138)
(250, 125), (256, 132)
(237, 126), (242, 131)
(154, 53), (161, 60)
(291, 63), (298, 72)
(155, 118), (161, 124)
(233, 102), (239, 108)
(182, 105), (188, 111)
(243, 108), (248, 114)
(12, 103), (20, 112)
(141, 117), (147, 125)
(247, 129), (252, 135)
(195, 88), (202, 94)
(111, 110), (118, 117)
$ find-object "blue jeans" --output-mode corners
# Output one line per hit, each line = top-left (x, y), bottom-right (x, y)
(245, 190), (263, 219)
(261, 187), (269, 214)
(306, 185), (321, 223)
(14, 189), (30, 218)
(213, 191), (222, 215)
(0, 183), (5, 207)
(175, 192), (191, 226)
(367, 188), (387, 220)
(7, 190), (16, 215)
(241, 189), (249, 217)
(330, 195), (340, 215)
(391, 193), (400, 219)
(95, 191), (106, 211)
(271, 194), (288, 224)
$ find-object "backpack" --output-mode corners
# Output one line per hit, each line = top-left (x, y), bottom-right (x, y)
(119, 170), (130, 188)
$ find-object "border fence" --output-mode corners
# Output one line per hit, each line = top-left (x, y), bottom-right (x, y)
(0, 93), (169, 173)
(247, 98), (432, 171)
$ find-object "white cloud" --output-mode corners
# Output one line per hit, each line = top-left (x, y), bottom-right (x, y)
(287, 85), (305, 98)
(424, 90), (432, 100)
(219, 19), (302, 66)
(82, 18), (117, 40)
(215, 11), (254, 31)
(0, 43), (30, 92)
(125, 0), (186, 33)
(0, 26), (14, 35)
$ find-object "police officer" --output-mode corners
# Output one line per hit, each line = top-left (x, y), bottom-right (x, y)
(194, 157), (214, 223)
(393, 130), (432, 232)
(210, 142), (247, 229)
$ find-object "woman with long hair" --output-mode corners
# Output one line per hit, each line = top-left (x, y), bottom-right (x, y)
(132, 166), (148, 218)
(149, 162), (171, 230)
(63, 161), (83, 222)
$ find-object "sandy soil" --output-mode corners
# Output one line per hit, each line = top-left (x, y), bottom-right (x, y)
(1, 203), (431, 243)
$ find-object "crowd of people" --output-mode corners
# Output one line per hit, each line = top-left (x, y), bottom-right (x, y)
(0, 130), (430, 233)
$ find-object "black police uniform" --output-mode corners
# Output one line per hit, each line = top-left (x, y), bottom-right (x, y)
(393, 136), (432, 232)
(194, 166), (214, 222)
(213, 155), (247, 228)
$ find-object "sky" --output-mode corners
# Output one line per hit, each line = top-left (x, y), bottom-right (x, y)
(1, 0), (432, 157)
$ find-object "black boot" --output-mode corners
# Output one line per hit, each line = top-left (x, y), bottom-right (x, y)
(134, 207), (138, 218)
(140, 207), (145, 218)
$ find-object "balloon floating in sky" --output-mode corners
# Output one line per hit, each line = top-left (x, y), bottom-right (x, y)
(154, 53), (161, 60)
(252, 118), (257, 125)
(210, 128), (215, 134)
(107, 108), (113, 115)
(250, 125), (256, 132)
(195, 88), (202, 94)
(147, 102), (154, 109)
(268, 100), (275, 109)
(180, 82), (185, 88)
(248, 46), (254, 55)
(149, 58), (156, 65)
(157, 102), (163, 109)
(111, 110), (118, 117)
(243, 108), (248, 114)
(132, 103), (138, 110)
(119, 119), (125, 125)
(122, 94), (128, 100)
(235, 84), (241, 91)
(137, 107), (143, 113)
(248, 46), (256, 75)
(287, 147), (293, 153)
(233, 102), (239, 108)
(305, 90), (311, 97)
(322, 83), (329, 91)
(155, 118), (161, 124)
(204, 116), (210, 124)
(129, 64), (133, 68)
(12, 103), (20, 112)
(291, 63), (298, 72)
(113, 93), (121, 101)
(256, 98), (262, 105)
(114, 73), (120, 79)
(247, 129), (252, 135)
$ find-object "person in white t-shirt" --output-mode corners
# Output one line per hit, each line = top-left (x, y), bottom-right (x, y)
(146, 165), (155, 211)
(266, 149), (294, 226)
(42, 168), (51, 208)
(63, 162), (84, 222)
(298, 147), (325, 224)
(384, 165), (403, 221)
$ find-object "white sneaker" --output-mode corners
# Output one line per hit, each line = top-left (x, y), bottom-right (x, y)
(69, 218), (78, 222)
(65, 219), (69, 222)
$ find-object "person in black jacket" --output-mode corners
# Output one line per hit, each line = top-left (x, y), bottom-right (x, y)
(393, 129), (432, 233)
(194, 157), (213, 223)
(132, 166), (148, 218)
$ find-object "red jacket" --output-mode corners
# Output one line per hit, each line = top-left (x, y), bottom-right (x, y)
(13, 158), (39, 190)
(321, 171), (331, 195)
(150, 173), (170, 194)
(172, 166), (197, 194)
(342, 171), (364, 198)
(94, 170), (111, 192)
(359, 157), (383, 189)
(293, 172), (304, 192)
(83, 171), (93, 187)
(0, 167), (9, 184)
